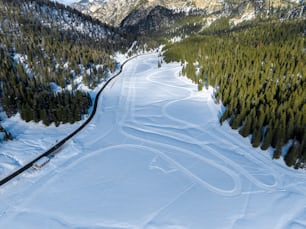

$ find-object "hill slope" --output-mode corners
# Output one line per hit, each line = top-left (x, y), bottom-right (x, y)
(163, 19), (306, 168)
(0, 0), (129, 140)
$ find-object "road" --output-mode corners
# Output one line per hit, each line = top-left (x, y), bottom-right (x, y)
(0, 54), (139, 187)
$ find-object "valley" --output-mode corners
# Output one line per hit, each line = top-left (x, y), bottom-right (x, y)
(0, 0), (305, 228)
(1, 52), (306, 229)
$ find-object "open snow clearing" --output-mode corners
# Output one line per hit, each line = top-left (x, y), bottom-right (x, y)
(0, 53), (306, 229)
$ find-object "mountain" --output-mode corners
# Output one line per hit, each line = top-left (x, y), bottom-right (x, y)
(71, 0), (194, 26)
(0, 0), (130, 140)
(71, 0), (303, 26)
(119, 5), (184, 37)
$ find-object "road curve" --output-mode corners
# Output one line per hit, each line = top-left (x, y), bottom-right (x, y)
(0, 54), (140, 187)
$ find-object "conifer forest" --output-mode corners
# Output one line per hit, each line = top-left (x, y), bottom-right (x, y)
(164, 19), (306, 168)
(0, 0), (129, 139)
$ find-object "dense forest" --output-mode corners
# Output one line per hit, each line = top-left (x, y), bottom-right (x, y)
(0, 0), (130, 140)
(164, 19), (306, 168)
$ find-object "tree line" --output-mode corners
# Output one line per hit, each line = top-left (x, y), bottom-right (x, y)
(0, 0), (130, 138)
(164, 19), (306, 168)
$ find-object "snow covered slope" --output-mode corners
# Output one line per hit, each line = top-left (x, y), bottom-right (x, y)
(0, 53), (306, 229)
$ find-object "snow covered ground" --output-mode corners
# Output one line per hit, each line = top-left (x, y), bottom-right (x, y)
(0, 53), (306, 229)
(55, 0), (80, 5)
(0, 113), (82, 178)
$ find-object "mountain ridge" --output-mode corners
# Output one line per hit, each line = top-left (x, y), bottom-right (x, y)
(71, 0), (303, 26)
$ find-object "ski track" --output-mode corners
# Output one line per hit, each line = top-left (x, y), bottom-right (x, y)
(0, 53), (306, 229)
(115, 54), (306, 226)
(118, 56), (279, 192)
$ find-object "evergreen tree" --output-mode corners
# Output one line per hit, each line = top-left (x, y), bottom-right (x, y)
(261, 126), (273, 150)
(284, 142), (300, 167)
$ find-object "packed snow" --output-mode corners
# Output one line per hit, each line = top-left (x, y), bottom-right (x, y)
(55, 0), (108, 5)
(0, 53), (306, 229)
(0, 113), (82, 177)
(54, 0), (80, 5)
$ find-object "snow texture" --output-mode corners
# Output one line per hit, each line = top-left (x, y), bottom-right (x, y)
(54, 0), (80, 5)
(55, 0), (108, 5)
(0, 53), (306, 229)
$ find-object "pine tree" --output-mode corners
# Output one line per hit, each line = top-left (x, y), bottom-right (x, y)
(284, 141), (300, 167)
(40, 109), (49, 126)
(251, 127), (262, 148)
(239, 116), (252, 138)
(273, 143), (282, 160)
(261, 126), (273, 150)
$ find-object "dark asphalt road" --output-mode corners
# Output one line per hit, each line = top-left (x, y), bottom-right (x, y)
(0, 55), (139, 187)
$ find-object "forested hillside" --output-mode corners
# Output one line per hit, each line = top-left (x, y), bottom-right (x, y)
(164, 19), (306, 168)
(0, 0), (130, 140)
(0, 0), (305, 170)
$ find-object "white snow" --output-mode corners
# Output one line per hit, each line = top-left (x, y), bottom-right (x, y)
(0, 53), (306, 229)
(0, 113), (82, 177)
(55, 0), (108, 5)
(169, 36), (183, 43)
(230, 12), (256, 26)
(54, 0), (79, 5)
(202, 17), (218, 29)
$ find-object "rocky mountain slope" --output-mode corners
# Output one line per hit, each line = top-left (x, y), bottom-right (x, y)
(71, 0), (303, 26)
(72, 0), (199, 26)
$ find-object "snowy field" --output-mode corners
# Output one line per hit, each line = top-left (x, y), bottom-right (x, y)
(55, 0), (79, 5)
(0, 53), (306, 229)
(0, 114), (83, 178)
